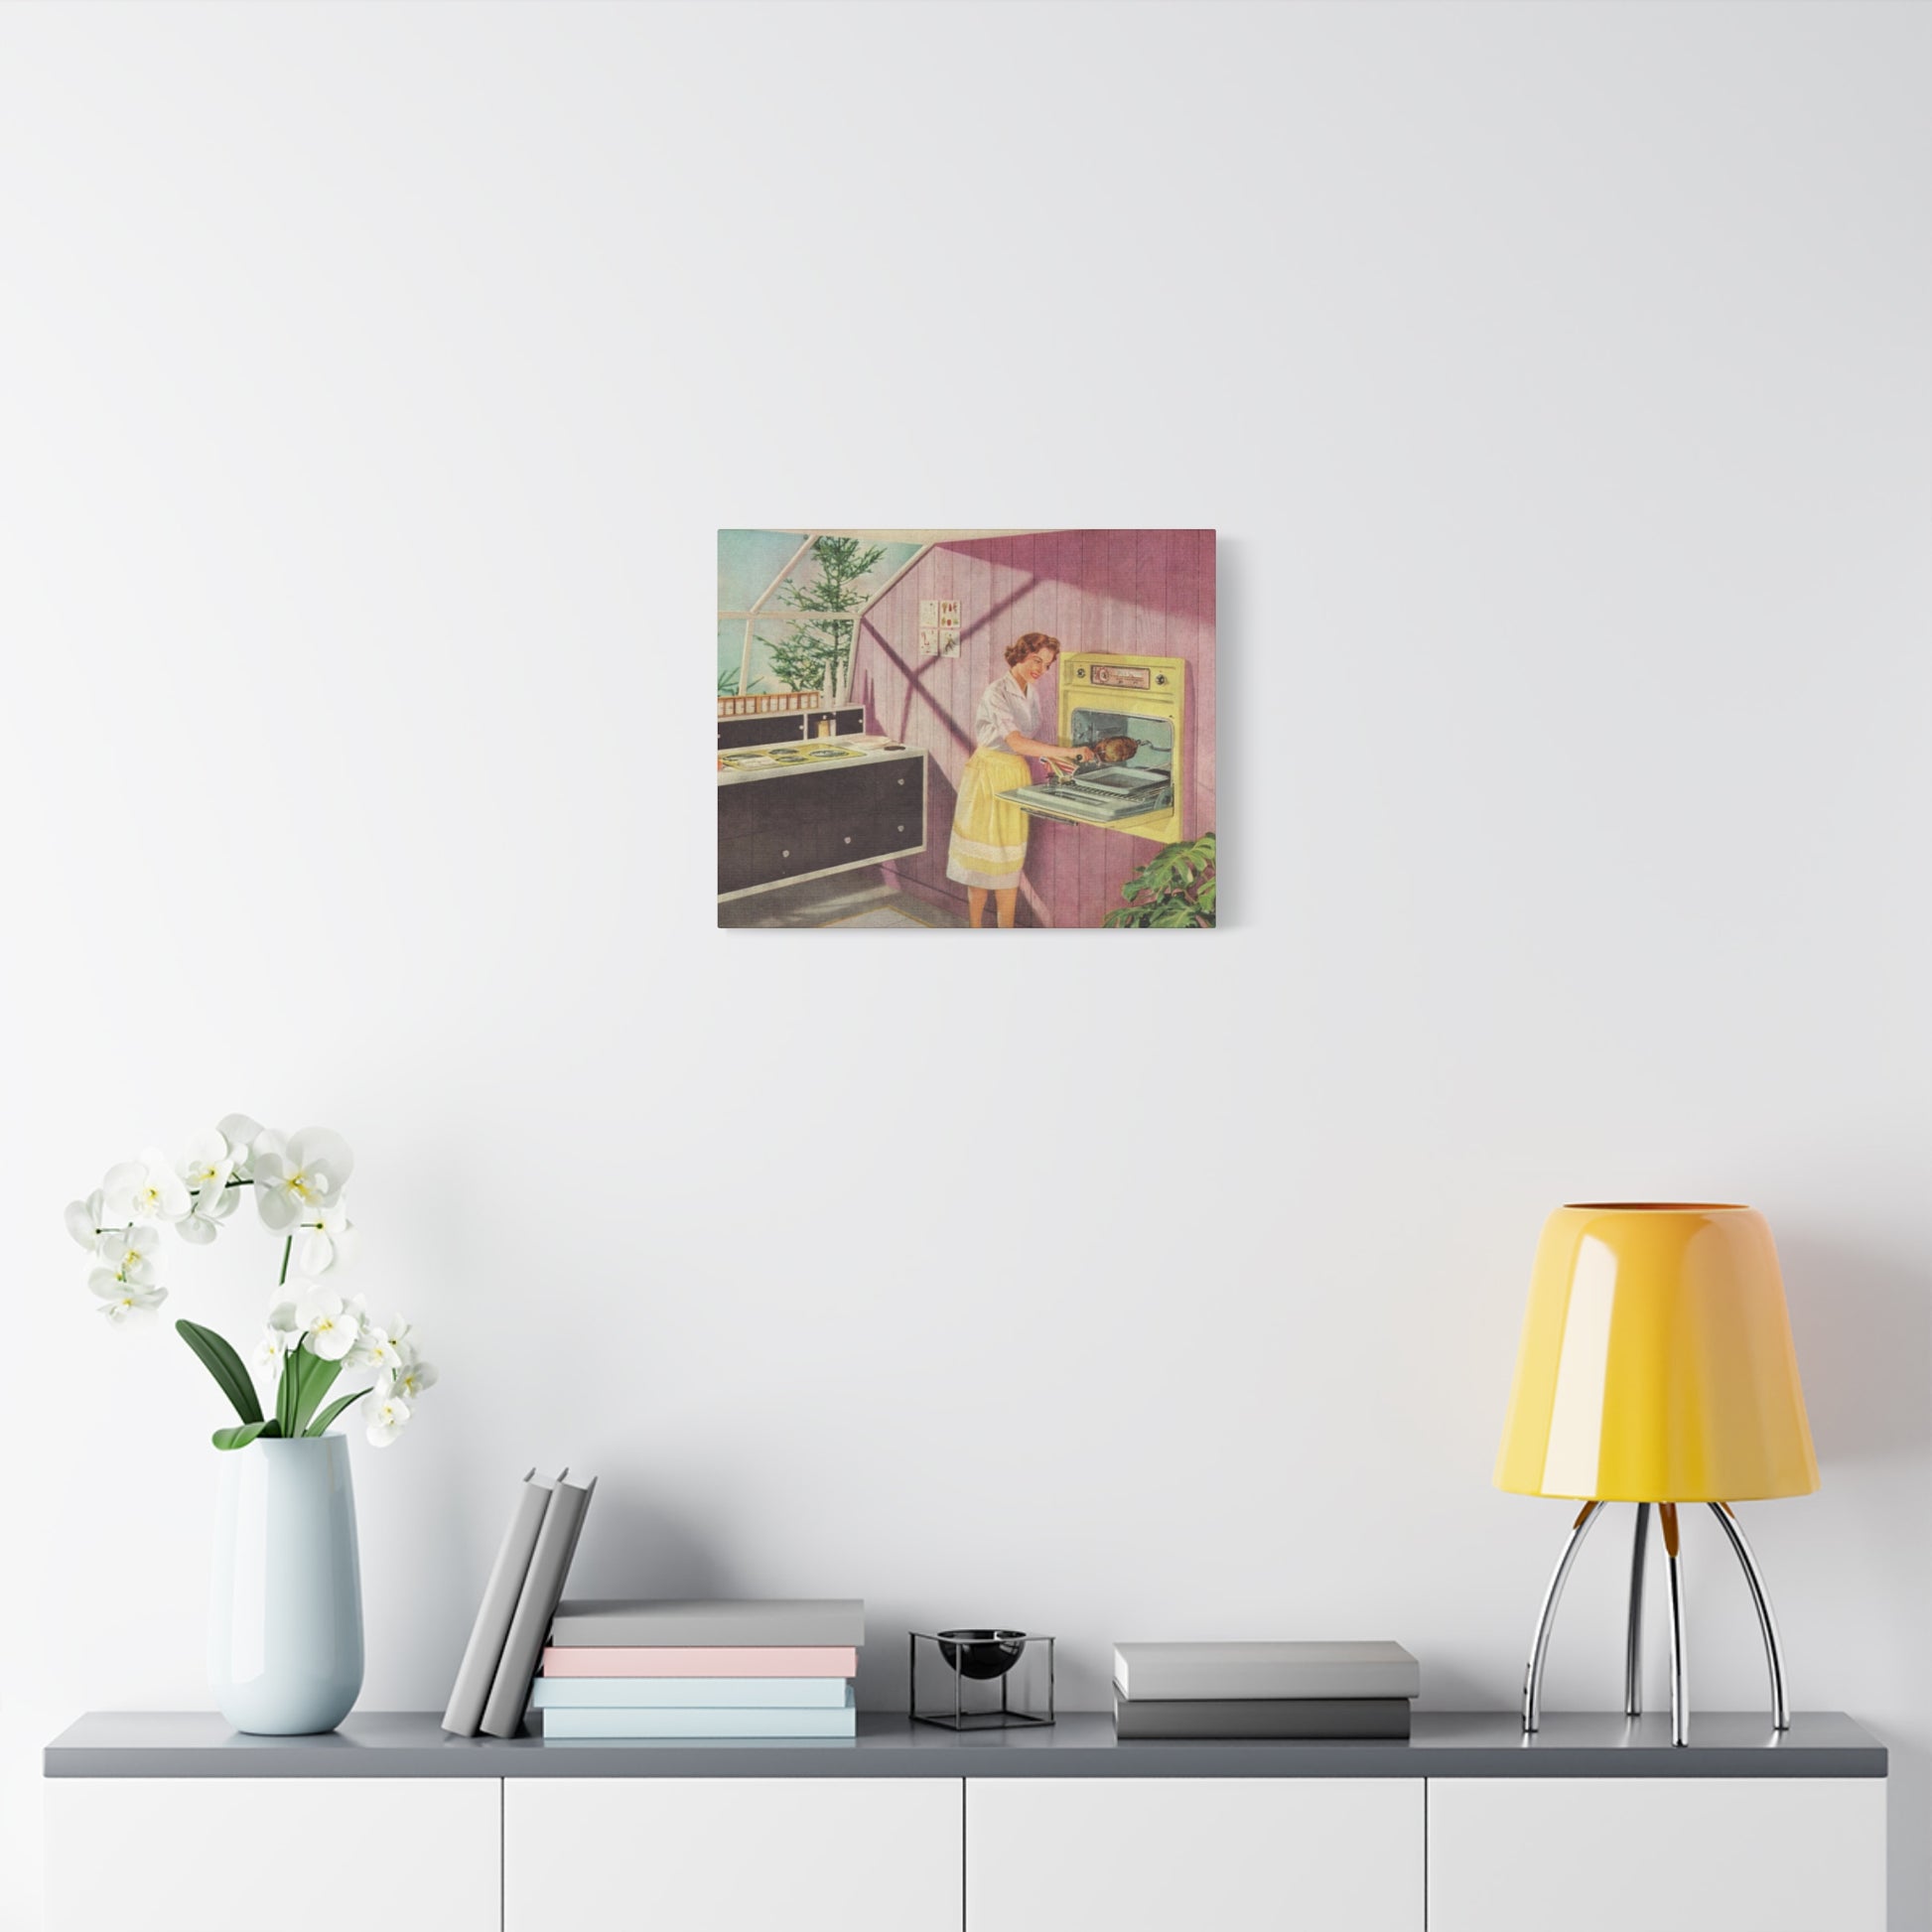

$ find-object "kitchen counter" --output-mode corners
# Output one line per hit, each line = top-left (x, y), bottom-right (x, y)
(717, 738), (922, 787)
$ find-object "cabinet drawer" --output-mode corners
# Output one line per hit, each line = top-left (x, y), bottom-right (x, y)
(46, 1778), (498, 1932)
(1427, 1777), (1884, 1932)
(719, 825), (835, 894)
(967, 1777), (1422, 1932)
(802, 759), (921, 820)
(505, 1776), (960, 1932)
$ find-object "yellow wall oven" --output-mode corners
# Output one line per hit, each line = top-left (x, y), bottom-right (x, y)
(999, 653), (1184, 846)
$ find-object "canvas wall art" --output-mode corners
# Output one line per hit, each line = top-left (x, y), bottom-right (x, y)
(717, 529), (1216, 929)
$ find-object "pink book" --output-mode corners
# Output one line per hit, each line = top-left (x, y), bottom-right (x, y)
(539, 1645), (859, 1678)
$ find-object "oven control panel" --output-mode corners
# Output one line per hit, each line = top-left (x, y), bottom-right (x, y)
(1071, 656), (1181, 694)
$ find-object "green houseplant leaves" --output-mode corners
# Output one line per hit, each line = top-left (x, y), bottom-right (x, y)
(180, 1316), (369, 1449)
(176, 1319), (263, 1427)
(1103, 831), (1216, 929)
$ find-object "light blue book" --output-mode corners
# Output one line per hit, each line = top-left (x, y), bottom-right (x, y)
(541, 1695), (856, 1740)
(531, 1676), (851, 1710)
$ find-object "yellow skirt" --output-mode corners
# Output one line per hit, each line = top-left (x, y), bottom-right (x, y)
(946, 748), (1032, 889)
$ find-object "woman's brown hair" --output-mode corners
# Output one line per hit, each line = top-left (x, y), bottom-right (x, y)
(1005, 632), (1061, 668)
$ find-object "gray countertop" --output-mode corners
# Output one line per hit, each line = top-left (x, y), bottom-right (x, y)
(716, 742), (923, 786)
(45, 1711), (1885, 1779)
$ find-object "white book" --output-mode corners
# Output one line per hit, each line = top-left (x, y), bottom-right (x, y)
(1113, 1640), (1421, 1703)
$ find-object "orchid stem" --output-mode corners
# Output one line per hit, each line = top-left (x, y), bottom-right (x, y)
(278, 1238), (292, 1288)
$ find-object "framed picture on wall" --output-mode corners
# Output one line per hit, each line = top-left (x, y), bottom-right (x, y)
(716, 529), (1216, 930)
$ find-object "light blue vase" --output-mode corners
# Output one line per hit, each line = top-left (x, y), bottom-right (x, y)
(209, 1436), (364, 1734)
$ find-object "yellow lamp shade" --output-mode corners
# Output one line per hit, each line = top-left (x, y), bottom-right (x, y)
(1495, 1203), (1818, 1503)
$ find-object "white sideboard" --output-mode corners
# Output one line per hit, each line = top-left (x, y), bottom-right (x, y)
(1428, 1775), (1887, 1932)
(967, 1776), (1423, 1932)
(43, 1711), (1888, 1932)
(45, 1777), (499, 1932)
(504, 1777), (960, 1932)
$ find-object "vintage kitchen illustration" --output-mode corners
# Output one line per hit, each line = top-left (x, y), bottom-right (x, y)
(717, 530), (1216, 928)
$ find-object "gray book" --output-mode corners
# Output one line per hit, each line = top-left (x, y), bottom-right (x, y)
(1113, 1693), (1412, 1740)
(480, 1472), (597, 1738)
(548, 1597), (866, 1647)
(442, 1467), (563, 1737)
(1113, 1641), (1421, 1703)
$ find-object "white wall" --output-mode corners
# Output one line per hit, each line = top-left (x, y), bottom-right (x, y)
(2, 3), (1925, 1926)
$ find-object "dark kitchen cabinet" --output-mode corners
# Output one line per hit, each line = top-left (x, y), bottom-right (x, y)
(717, 754), (926, 899)
(716, 707), (865, 753)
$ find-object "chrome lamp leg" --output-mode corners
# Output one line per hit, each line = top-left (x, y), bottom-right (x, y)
(1709, 1501), (1790, 1729)
(1521, 1499), (1602, 1733)
(1660, 1502), (1689, 1745)
(1624, 1502), (1651, 1718)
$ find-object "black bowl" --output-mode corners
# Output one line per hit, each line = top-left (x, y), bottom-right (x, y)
(937, 1629), (1028, 1680)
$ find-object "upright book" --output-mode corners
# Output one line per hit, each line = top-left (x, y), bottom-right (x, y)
(1112, 1641), (1421, 1703)
(480, 1471), (597, 1738)
(442, 1467), (562, 1738)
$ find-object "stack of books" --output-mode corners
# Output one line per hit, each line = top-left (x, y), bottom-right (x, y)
(1111, 1640), (1421, 1739)
(532, 1598), (865, 1739)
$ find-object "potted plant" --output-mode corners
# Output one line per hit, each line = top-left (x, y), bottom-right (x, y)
(66, 1115), (436, 1734)
(1104, 832), (1217, 928)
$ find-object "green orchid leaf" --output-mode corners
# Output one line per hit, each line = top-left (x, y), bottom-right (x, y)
(212, 1420), (272, 1451)
(176, 1319), (263, 1426)
(293, 1352), (344, 1436)
(276, 1349), (302, 1438)
(306, 1388), (372, 1438)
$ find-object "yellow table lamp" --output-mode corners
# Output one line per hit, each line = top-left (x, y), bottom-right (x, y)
(1496, 1202), (1818, 1745)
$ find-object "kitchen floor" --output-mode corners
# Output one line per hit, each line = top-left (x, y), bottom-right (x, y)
(718, 868), (967, 929)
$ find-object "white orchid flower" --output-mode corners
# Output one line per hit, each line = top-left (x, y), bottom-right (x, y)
(254, 1128), (353, 1232)
(364, 1392), (411, 1447)
(65, 1190), (106, 1250)
(89, 1271), (168, 1323)
(294, 1204), (356, 1279)
(297, 1292), (362, 1362)
(178, 1183), (242, 1246)
(94, 1225), (163, 1287)
(101, 1150), (191, 1224)
(256, 1303), (304, 1373)
(385, 1355), (438, 1404)
(216, 1115), (265, 1180)
(348, 1321), (402, 1374)
(175, 1128), (239, 1194)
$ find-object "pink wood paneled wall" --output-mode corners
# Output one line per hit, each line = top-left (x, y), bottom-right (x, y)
(852, 530), (1215, 929)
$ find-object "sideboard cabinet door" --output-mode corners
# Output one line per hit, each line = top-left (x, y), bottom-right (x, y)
(966, 1777), (1423, 1932)
(505, 1776), (962, 1932)
(46, 1778), (498, 1932)
(1427, 1776), (1886, 1932)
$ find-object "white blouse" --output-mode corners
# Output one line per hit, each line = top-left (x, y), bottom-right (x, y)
(973, 670), (1040, 752)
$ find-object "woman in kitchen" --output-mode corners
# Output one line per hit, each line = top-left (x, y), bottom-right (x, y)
(946, 631), (1090, 928)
